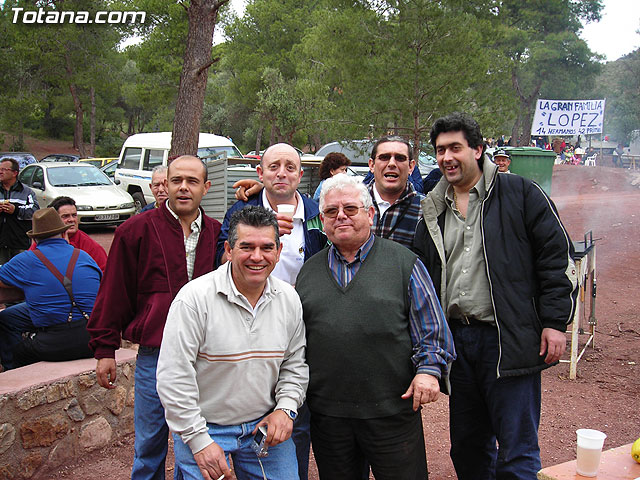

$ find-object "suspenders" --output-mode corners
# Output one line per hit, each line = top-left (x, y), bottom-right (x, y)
(33, 248), (91, 322)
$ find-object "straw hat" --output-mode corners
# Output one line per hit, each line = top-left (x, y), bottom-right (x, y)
(27, 207), (71, 239)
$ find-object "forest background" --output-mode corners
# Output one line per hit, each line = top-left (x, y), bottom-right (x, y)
(0, 0), (638, 159)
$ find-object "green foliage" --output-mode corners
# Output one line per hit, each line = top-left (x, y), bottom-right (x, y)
(595, 49), (640, 143)
(0, 0), (621, 155)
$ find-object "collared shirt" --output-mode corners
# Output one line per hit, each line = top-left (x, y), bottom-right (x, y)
(372, 184), (392, 217)
(166, 202), (202, 281)
(328, 235), (453, 377)
(262, 190), (306, 285)
(226, 260), (270, 320)
(443, 178), (495, 324)
(0, 238), (101, 326)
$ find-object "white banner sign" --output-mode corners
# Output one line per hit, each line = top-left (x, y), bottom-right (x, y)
(531, 99), (605, 136)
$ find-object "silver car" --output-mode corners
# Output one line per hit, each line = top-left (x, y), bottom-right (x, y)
(18, 162), (135, 226)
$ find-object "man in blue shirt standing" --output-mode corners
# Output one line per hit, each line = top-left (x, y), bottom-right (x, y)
(0, 207), (101, 370)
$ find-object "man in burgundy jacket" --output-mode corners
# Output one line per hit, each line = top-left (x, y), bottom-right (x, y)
(87, 155), (221, 480)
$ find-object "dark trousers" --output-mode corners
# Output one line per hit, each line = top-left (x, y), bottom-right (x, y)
(0, 302), (33, 369)
(310, 409), (428, 480)
(449, 322), (541, 480)
(292, 402), (311, 480)
(13, 317), (93, 368)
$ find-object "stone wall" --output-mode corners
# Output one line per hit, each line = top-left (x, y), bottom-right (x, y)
(0, 350), (136, 479)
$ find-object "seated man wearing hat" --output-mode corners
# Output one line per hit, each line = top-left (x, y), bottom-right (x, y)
(493, 149), (512, 173)
(0, 207), (101, 370)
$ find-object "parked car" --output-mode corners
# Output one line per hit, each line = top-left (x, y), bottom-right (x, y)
(315, 139), (437, 173)
(0, 152), (38, 170)
(79, 157), (118, 168)
(40, 153), (81, 163)
(100, 159), (118, 181)
(115, 132), (244, 212)
(18, 162), (135, 226)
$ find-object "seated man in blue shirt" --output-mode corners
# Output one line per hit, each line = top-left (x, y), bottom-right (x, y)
(0, 207), (102, 370)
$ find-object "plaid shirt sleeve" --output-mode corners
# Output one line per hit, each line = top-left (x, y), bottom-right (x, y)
(408, 258), (456, 377)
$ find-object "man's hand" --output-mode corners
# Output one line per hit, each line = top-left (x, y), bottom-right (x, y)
(193, 442), (232, 480)
(96, 358), (117, 389)
(252, 410), (293, 447)
(540, 327), (566, 364)
(275, 213), (294, 236)
(232, 179), (263, 201)
(0, 202), (15, 214)
(401, 373), (440, 411)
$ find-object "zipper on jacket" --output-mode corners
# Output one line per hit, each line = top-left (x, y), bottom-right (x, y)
(480, 165), (502, 379)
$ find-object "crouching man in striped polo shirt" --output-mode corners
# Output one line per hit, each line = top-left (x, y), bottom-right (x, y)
(157, 205), (308, 480)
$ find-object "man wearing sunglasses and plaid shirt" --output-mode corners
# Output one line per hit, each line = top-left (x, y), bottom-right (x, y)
(366, 136), (424, 250)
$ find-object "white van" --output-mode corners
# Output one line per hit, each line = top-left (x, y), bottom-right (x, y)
(115, 132), (243, 211)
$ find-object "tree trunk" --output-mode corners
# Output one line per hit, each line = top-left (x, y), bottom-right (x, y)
(269, 123), (276, 145)
(68, 83), (85, 157)
(170, 0), (228, 158)
(255, 124), (263, 154)
(64, 51), (85, 157)
(89, 86), (96, 157)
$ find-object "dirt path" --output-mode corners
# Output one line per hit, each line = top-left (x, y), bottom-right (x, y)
(35, 165), (640, 479)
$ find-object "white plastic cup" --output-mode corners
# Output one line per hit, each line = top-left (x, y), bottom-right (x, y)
(576, 429), (607, 477)
(277, 204), (295, 220)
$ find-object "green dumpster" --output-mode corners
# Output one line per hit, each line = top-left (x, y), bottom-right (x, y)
(504, 147), (556, 196)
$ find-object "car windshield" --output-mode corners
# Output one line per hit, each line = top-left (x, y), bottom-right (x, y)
(47, 165), (112, 187)
(80, 159), (102, 167)
(1, 153), (37, 169)
(197, 146), (243, 161)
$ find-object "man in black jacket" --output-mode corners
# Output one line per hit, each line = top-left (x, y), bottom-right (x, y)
(413, 112), (578, 480)
(0, 157), (39, 264)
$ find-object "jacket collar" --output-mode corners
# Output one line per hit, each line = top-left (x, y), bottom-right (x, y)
(422, 154), (498, 218)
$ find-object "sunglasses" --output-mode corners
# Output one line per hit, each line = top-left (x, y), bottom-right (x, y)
(375, 153), (409, 162)
(322, 205), (365, 218)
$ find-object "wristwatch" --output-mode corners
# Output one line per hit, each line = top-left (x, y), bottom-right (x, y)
(278, 408), (297, 421)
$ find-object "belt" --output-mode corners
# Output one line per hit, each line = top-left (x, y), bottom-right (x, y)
(34, 318), (88, 332)
(451, 314), (488, 326)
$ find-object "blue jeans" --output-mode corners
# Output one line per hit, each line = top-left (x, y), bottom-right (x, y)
(0, 302), (33, 370)
(132, 346), (179, 480)
(449, 322), (541, 480)
(173, 419), (298, 480)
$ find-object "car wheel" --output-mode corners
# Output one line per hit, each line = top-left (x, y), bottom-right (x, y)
(132, 192), (146, 214)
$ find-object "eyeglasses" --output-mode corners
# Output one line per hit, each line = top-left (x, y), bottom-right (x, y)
(375, 153), (408, 163)
(322, 205), (365, 218)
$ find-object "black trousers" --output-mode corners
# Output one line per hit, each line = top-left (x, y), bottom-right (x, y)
(13, 318), (93, 368)
(310, 409), (428, 480)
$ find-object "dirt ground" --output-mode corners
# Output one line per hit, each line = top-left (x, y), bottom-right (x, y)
(0, 132), (80, 161)
(31, 164), (640, 479)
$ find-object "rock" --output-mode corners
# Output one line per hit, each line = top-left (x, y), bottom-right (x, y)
(20, 414), (69, 449)
(0, 423), (15, 455)
(126, 386), (135, 408)
(47, 435), (77, 469)
(107, 386), (127, 416)
(46, 381), (76, 403)
(64, 398), (85, 422)
(79, 393), (103, 416)
(16, 388), (47, 411)
(78, 417), (112, 452)
(19, 451), (42, 478)
(77, 374), (96, 389)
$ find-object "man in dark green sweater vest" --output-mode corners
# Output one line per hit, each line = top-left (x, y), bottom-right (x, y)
(296, 174), (455, 480)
